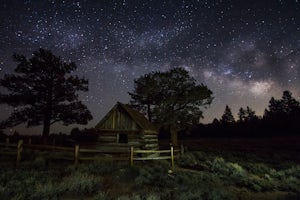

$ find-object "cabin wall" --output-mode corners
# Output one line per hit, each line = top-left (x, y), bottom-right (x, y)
(95, 104), (159, 153)
(97, 131), (143, 149)
(99, 109), (138, 130)
(141, 130), (159, 150)
(97, 130), (158, 151)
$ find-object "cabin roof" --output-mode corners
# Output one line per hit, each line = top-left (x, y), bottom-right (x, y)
(95, 102), (156, 131)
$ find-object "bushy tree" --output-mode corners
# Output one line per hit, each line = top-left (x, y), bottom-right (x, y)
(264, 90), (300, 119)
(212, 118), (220, 125)
(129, 67), (213, 146)
(238, 106), (257, 122)
(280, 90), (299, 114)
(238, 107), (246, 122)
(129, 71), (163, 122)
(221, 105), (235, 124)
(245, 106), (257, 121)
(0, 48), (93, 137)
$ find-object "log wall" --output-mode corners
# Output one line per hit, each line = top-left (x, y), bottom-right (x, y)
(99, 109), (138, 130)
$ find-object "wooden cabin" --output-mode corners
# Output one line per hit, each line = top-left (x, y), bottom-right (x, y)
(95, 102), (158, 151)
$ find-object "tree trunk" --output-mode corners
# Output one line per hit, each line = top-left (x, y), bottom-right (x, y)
(42, 116), (51, 138)
(147, 103), (152, 122)
(170, 123), (178, 148)
(43, 80), (53, 139)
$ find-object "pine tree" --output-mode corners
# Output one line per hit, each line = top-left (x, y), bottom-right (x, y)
(221, 105), (235, 124)
(0, 48), (93, 137)
(281, 90), (299, 114)
(246, 106), (257, 120)
(129, 67), (213, 146)
(238, 107), (246, 122)
(264, 90), (300, 119)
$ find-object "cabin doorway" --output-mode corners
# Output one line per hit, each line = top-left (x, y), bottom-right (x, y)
(117, 133), (128, 143)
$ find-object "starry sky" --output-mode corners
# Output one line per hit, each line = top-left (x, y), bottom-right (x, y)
(0, 0), (300, 135)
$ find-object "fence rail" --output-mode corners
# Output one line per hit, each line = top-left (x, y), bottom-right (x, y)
(23, 144), (74, 152)
(129, 146), (176, 169)
(0, 140), (23, 166)
(0, 139), (181, 169)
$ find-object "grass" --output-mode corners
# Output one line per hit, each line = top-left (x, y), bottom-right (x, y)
(1, 137), (300, 199)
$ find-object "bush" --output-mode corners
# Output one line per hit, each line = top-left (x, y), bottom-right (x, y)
(30, 182), (61, 200)
(92, 191), (110, 200)
(60, 172), (103, 196)
(115, 166), (140, 182)
(177, 152), (199, 168)
(283, 165), (300, 179)
(0, 186), (9, 200)
(209, 157), (248, 178)
(134, 164), (175, 190)
(76, 161), (121, 176)
(175, 187), (235, 200)
(31, 156), (47, 170)
(279, 176), (300, 192)
(246, 163), (271, 175)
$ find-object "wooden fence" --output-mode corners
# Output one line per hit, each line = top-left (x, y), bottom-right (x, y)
(130, 146), (176, 169)
(0, 139), (23, 166)
(0, 139), (181, 169)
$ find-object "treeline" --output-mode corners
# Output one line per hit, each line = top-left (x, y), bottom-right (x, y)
(189, 90), (300, 138)
(0, 128), (97, 145)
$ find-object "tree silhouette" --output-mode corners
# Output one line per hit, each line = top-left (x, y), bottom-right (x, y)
(221, 105), (235, 124)
(264, 97), (282, 119)
(0, 48), (93, 137)
(245, 106), (257, 121)
(281, 90), (299, 114)
(129, 67), (213, 146)
(212, 118), (220, 125)
(238, 107), (246, 122)
(264, 90), (300, 119)
(129, 71), (162, 122)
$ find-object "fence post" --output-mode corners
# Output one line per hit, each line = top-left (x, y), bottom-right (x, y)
(16, 140), (23, 166)
(74, 144), (79, 166)
(28, 138), (32, 145)
(171, 146), (174, 170)
(130, 146), (134, 166)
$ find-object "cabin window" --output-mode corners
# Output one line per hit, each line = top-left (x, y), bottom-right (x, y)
(118, 133), (128, 143)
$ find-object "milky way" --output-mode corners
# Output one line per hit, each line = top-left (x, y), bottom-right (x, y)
(0, 0), (300, 134)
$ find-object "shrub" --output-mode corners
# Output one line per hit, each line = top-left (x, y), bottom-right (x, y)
(0, 186), (9, 200)
(246, 163), (271, 175)
(175, 187), (235, 200)
(60, 172), (103, 196)
(177, 152), (199, 168)
(176, 189), (205, 200)
(92, 191), (110, 200)
(241, 175), (276, 192)
(134, 164), (175, 190)
(76, 161), (121, 176)
(269, 168), (285, 179)
(31, 156), (47, 170)
(115, 166), (140, 182)
(279, 176), (300, 192)
(283, 165), (300, 179)
(226, 162), (248, 178)
(209, 157), (248, 178)
(30, 182), (61, 200)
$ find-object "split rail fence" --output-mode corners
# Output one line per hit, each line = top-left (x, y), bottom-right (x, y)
(0, 139), (181, 169)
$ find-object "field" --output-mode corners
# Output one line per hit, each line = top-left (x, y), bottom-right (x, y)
(0, 136), (300, 200)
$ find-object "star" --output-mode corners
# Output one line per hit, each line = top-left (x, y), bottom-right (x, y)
(0, 0), (300, 134)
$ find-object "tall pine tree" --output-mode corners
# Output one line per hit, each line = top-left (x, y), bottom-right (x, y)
(221, 105), (235, 124)
(0, 48), (93, 137)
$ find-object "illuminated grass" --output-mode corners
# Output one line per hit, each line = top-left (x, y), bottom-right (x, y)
(0, 149), (299, 199)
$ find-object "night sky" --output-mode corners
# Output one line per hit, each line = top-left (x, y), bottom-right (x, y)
(0, 0), (300, 135)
